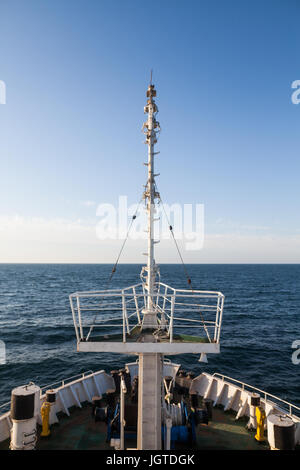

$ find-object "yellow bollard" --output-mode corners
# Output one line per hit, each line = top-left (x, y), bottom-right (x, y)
(40, 401), (51, 437)
(255, 406), (266, 442)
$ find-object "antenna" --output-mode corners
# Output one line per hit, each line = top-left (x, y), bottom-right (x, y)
(150, 69), (153, 85)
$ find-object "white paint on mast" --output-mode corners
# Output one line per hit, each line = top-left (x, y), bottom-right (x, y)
(142, 78), (160, 324)
(146, 86), (155, 310)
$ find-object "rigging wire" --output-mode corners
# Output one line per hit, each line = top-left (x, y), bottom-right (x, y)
(85, 195), (144, 341)
(155, 183), (211, 342)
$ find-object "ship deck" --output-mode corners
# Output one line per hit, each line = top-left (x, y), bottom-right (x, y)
(0, 402), (273, 451)
(77, 329), (219, 354)
(87, 331), (209, 344)
(38, 405), (270, 450)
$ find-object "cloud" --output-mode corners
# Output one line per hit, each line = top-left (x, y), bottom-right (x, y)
(0, 215), (94, 243)
(0, 215), (299, 263)
(214, 218), (270, 232)
(80, 200), (96, 207)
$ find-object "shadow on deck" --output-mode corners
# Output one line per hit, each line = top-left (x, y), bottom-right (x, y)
(195, 407), (269, 450)
(37, 403), (111, 450)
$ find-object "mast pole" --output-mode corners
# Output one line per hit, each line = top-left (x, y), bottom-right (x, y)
(146, 85), (155, 310)
(143, 79), (159, 314)
(137, 80), (162, 450)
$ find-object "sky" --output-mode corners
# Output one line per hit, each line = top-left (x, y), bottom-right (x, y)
(0, 0), (299, 263)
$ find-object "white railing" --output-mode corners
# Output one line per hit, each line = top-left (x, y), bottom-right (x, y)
(69, 282), (224, 345)
(212, 373), (300, 418)
(0, 401), (11, 414)
(0, 370), (95, 415)
(39, 370), (95, 391)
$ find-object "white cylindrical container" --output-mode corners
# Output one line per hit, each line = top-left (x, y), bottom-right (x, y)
(10, 383), (41, 450)
(10, 417), (37, 450)
(46, 389), (58, 425)
(267, 414), (295, 450)
(247, 393), (260, 430)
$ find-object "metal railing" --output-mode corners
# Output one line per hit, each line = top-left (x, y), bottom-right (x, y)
(69, 282), (225, 344)
(0, 370), (96, 415)
(39, 370), (95, 391)
(0, 401), (11, 414)
(212, 373), (300, 419)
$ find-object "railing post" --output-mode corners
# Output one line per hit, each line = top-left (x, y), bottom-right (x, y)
(170, 296), (175, 343)
(76, 296), (84, 340)
(125, 301), (130, 335)
(142, 284), (147, 310)
(133, 286), (141, 325)
(70, 295), (80, 343)
(217, 296), (224, 343)
(214, 295), (220, 342)
(162, 285), (167, 312)
(156, 282), (160, 307)
(122, 292), (126, 342)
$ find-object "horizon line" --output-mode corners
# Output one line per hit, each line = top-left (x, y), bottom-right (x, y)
(0, 262), (299, 266)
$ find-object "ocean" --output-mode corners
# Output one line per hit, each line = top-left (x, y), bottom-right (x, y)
(0, 264), (299, 409)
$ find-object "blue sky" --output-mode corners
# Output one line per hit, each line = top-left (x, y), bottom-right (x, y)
(0, 0), (299, 262)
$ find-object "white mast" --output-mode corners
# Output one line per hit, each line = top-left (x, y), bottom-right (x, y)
(143, 78), (160, 319)
(136, 79), (163, 450)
